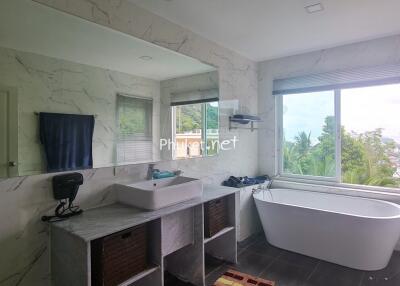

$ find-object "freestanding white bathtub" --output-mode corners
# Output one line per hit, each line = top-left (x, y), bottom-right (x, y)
(253, 188), (400, 271)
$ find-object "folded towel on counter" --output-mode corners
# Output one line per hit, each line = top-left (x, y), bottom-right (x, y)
(223, 176), (242, 187)
(222, 175), (269, 188)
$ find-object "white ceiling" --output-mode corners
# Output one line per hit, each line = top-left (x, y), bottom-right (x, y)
(131, 0), (400, 61)
(0, 0), (215, 81)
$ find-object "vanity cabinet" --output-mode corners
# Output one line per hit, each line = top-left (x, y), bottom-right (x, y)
(50, 186), (239, 286)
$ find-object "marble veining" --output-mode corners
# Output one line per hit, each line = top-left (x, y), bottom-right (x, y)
(0, 46), (161, 176)
(161, 208), (194, 256)
(0, 0), (257, 285)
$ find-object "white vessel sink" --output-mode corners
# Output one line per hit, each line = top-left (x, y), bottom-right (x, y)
(115, 176), (203, 210)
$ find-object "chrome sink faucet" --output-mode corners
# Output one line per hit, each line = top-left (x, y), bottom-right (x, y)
(147, 163), (156, 180)
(173, 170), (183, 176)
(147, 163), (183, 180)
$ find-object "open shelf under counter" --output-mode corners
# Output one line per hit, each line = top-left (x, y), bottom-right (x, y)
(203, 192), (238, 268)
(204, 226), (235, 244)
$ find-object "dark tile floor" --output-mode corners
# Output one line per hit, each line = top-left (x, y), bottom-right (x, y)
(166, 234), (400, 286)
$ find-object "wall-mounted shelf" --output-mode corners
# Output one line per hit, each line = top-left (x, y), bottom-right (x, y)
(34, 111), (98, 118)
(229, 116), (261, 132)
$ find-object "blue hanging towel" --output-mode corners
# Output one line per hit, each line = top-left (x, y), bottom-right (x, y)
(39, 112), (95, 173)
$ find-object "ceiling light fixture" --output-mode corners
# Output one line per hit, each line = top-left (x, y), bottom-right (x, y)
(305, 3), (324, 14)
(139, 56), (153, 61)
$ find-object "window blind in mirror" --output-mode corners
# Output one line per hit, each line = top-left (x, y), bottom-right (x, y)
(170, 88), (219, 106)
(116, 94), (153, 163)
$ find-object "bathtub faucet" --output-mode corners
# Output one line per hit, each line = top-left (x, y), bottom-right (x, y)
(252, 176), (274, 194)
(252, 186), (262, 194)
(267, 178), (273, 189)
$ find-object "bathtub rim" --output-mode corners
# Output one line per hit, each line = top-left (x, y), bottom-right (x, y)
(253, 188), (400, 220)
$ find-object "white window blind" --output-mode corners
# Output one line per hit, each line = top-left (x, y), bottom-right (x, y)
(116, 94), (153, 163)
(170, 88), (219, 106)
(273, 63), (400, 95)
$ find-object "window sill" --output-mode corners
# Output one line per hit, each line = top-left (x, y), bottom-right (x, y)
(273, 176), (400, 204)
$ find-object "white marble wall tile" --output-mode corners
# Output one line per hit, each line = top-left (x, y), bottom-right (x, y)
(28, 0), (259, 180)
(0, 46), (161, 176)
(0, 0), (258, 285)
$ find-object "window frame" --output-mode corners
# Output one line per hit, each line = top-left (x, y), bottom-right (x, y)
(276, 84), (400, 193)
(204, 101), (220, 157)
(277, 89), (341, 183)
(171, 101), (219, 160)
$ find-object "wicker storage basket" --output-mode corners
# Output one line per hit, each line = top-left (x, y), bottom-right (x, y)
(204, 197), (229, 238)
(91, 224), (148, 286)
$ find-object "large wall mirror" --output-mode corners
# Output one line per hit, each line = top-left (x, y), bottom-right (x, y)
(0, 0), (219, 178)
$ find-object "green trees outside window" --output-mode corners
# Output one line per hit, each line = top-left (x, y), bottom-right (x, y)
(173, 101), (219, 158)
(283, 117), (400, 187)
(281, 84), (400, 188)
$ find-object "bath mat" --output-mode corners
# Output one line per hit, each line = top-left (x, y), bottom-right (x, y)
(213, 269), (275, 286)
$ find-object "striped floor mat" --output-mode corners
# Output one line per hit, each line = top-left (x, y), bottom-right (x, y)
(213, 269), (275, 286)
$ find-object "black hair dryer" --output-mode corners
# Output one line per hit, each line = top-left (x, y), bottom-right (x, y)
(42, 172), (84, 222)
(53, 172), (83, 201)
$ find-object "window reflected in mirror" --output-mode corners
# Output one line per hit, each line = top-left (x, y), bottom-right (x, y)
(173, 100), (219, 159)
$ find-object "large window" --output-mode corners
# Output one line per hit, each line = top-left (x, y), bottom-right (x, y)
(279, 83), (400, 189)
(282, 91), (337, 178)
(172, 101), (219, 159)
(116, 94), (153, 163)
(341, 85), (400, 188)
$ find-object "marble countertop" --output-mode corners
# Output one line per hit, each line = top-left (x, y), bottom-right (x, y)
(51, 184), (238, 242)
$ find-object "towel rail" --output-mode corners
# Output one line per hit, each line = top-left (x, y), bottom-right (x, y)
(34, 112), (98, 118)
(229, 116), (260, 132)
